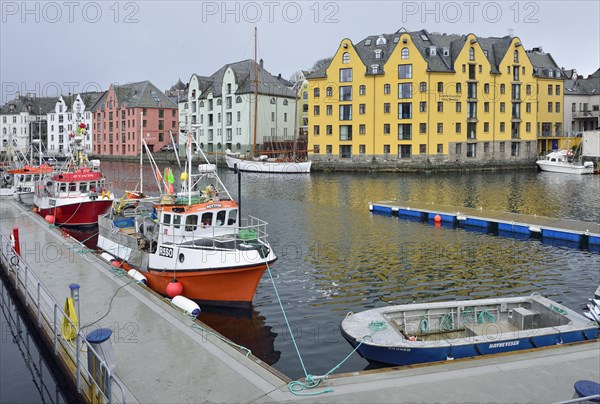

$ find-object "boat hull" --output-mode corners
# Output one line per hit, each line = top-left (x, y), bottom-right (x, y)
(536, 160), (594, 175)
(14, 191), (34, 205)
(37, 199), (113, 226)
(225, 154), (311, 173)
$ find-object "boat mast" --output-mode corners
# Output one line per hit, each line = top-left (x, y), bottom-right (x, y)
(139, 111), (143, 194)
(252, 26), (258, 157)
(292, 81), (299, 160)
(187, 133), (192, 206)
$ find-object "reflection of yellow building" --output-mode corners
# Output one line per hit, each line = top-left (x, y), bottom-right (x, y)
(306, 30), (564, 164)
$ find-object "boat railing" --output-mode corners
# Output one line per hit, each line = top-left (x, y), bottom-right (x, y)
(0, 232), (129, 403)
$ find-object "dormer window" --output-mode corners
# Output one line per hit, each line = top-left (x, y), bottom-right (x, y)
(283, 99), (288, 105)
(401, 47), (409, 59)
(216, 99), (222, 105)
(371, 65), (379, 74)
(548, 69), (554, 78)
(393, 37), (399, 44)
(376, 35), (387, 45)
(270, 97), (276, 104)
(442, 47), (449, 56)
(364, 39), (372, 46)
(235, 96), (242, 103)
(429, 47), (436, 56)
(483, 50), (489, 57)
(342, 52), (350, 64)
(374, 49), (383, 59)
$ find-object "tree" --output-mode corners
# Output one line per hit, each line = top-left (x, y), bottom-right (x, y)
(311, 57), (333, 72)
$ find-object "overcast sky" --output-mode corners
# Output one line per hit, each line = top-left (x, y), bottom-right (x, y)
(1, 0), (599, 103)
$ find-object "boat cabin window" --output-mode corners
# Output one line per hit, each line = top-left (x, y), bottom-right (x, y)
(550, 158), (556, 162)
(25, 175), (32, 182)
(185, 215), (198, 231)
(216, 210), (226, 226)
(201, 212), (213, 226)
(59, 183), (67, 192)
(173, 215), (181, 229)
(89, 181), (97, 191)
(69, 183), (76, 192)
(80, 182), (88, 193)
(34, 175), (39, 181)
(228, 209), (238, 225)
(163, 213), (171, 225)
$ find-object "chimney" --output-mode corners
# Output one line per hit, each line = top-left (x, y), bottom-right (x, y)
(278, 73), (281, 79)
(259, 58), (264, 68)
(508, 28), (514, 38)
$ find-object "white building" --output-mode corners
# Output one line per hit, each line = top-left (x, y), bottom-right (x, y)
(46, 93), (102, 156)
(0, 93), (56, 154)
(564, 68), (600, 136)
(181, 59), (297, 154)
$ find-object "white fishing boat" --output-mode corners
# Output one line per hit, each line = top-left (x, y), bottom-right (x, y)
(341, 293), (598, 367)
(536, 149), (594, 175)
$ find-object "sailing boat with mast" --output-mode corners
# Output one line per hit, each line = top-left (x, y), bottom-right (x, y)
(225, 28), (311, 173)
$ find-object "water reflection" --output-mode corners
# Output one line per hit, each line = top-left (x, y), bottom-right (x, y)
(67, 162), (600, 378)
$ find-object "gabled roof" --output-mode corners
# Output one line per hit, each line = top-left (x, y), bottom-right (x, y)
(192, 59), (296, 99)
(306, 29), (561, 80)
(564, 70), (600, 96)
(525, 51), (563, 78)
(55, 92), (105, 112)
(0, 95), (58, 115)
(92, 80), (177, 111)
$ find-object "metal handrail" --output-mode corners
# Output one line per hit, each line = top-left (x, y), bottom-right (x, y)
(0, 232), (127, 403)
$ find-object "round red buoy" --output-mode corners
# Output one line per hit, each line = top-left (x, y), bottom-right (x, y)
(434, 214), (442, 223)
(111, 260), (121, 267)
(44, 215), (55, 224)
(166, 279), (183, 298)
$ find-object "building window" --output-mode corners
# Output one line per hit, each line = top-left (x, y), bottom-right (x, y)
(526, 85), (531, 95)
(500, 122), (505, 132)
(456, 83), (462, 93)
(339, 105), (352, 120)
(419, 123), (426, 134)
(314, 88), (320, 98)
(371, 65), (379, 74)
(455, 143), (462, 155)
(456, 123), (461, 133)
(384, 103), (390, 113)
(314, 145), (320, 154)
(401, 47), (409, 59)
(555, 85), (560, 95)
(339, 125), (352, 140)
(513, 50), (519, 63)
(359, 124), (366, 135)
(339, 145), (352, 158)
(437, 123), (443, 134)
(398, 64), (412, 79)
(420, 82), (427, 93)
(384, 84), (391, 94)
(384, 124), (390, 134)
(359, 104), (366, 114)
(398, 103), (412, 119)
(384, 145), (390, 154)
(456, 102), (461, 113)
(526, 122), (531, 132)
(314, 106), (320, 116)
(399, 145), (412, 159)
(511, 142), (520, 156)
(398, 83), (413, 99)
(340, 68), (353, 82)
(359, 144), (366, 154)
(484, 102), (490, 112)
(398, 124), (412, 140)
(484, 122), (489, 132)
(326, 105), (332, 115)
(326, 87), (333, 97)
(513, 66), (519, 81)
(437, 144), (443, 154)
(484, 83), (490, 93)
(500, 102), (505, 113)
(359, 85), (366, 95)
(326, 145), (332, 154)
(374, 50), (382, 59)
(437, 102), (443, 112)
(342, 52), (350, 64)
(326, 125), (332, 135)
(469, 47), (475, 60)
(420, 102), (427, 112)
(548, 84), (553, 95)
(548, 102), (553, 113)
(555, 102), (560, 113)
(313, 125), (320, 135)
(500, 84), (505, 94)
(437, 82), (443, 92)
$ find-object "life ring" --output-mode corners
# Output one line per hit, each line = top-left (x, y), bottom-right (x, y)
(567, 149), (574, 157)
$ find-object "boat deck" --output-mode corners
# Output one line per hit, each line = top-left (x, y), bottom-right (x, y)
(1, 198), (599, 403)
(370, 200), (600, 251)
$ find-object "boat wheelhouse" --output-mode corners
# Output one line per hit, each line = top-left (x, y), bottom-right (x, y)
(536, 150), (594, 175)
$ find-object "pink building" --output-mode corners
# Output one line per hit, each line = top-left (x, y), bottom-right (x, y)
(91, 81), (179, 156)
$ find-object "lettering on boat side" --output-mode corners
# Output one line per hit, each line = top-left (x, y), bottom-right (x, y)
(158, 246), (173, 258)
(488, 340), (519, 349)
(206, 203), (222, 209)
(389, 347), (411, 352)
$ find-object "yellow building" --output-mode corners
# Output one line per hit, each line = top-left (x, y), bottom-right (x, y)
(306, 29), (564, 163)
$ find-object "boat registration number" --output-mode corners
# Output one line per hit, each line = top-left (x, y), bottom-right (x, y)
(159, 246), (173, 258)
(49, 199), (56, 206)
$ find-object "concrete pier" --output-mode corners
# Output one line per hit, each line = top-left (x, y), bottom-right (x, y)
(1, 198), (599, 403)
(370, 200), (600, 251)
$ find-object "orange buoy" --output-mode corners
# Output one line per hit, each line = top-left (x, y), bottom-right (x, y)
(44, 215), (55, 224)
(32, 207), (38, 213)
(166, 279), (183, 298)
(434, 214), (442, 223)
(111, 260), (121, 267)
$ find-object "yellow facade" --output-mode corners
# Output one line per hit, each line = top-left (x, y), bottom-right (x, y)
(307, 31), (563, 162)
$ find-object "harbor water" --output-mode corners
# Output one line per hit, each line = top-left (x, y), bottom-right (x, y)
(2, 163), (599, 383)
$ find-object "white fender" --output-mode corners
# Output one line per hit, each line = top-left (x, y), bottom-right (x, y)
(127, 269), (147, 285)
(171, 295), (201, 317)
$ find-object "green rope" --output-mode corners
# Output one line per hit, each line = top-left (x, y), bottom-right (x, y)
(477, 309), (496, 324)
(462, 308), (476, 323)
(419, 316), (430, 333)
(550, 305), (568, 315)
(368, 320), (387, 332)
(108, 266), (127, 278)
(439, 313), (453, 331)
